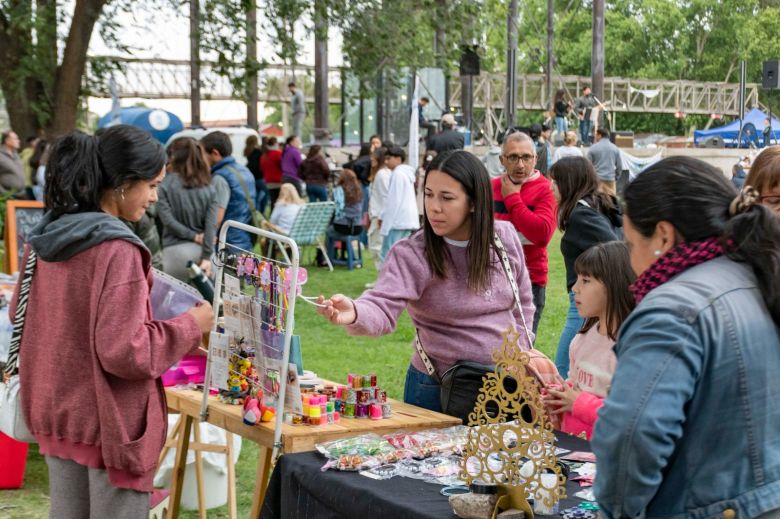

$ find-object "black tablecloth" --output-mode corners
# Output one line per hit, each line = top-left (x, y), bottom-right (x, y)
(260, 432), (592, 519)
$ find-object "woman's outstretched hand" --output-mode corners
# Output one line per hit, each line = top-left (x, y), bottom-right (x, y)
(316, 294), (357, 325)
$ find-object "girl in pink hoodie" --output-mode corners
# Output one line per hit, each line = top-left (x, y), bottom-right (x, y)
(543, 241), (635, 439)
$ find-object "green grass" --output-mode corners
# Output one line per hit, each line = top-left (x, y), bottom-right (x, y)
(2, 232), (567, 519)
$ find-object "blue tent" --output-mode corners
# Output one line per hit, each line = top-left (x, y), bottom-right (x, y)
(97, 107), (184, 144)
(694, 108), (780, 147)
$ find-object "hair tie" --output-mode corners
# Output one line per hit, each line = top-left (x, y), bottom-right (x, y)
(729, 186), (760, 217)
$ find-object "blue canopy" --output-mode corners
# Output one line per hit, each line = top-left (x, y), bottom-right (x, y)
(97, 107), (184, 144)
(694, 108), (780, 147)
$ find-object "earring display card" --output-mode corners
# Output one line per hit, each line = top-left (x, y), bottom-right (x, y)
(209, 331), (230, 391)
(206, 246), (302, 414)
(224, 273), (241, 294)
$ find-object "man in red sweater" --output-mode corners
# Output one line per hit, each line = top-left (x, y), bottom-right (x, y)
(492, 131), (557, 335)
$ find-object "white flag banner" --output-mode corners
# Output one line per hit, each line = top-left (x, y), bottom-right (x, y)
(620, 149), (664, 181)
(629, 86), (660, 99)
(408, 76), (420, 171)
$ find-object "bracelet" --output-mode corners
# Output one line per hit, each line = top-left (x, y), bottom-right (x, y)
(348, 299), (358, 325)
(440, 485), (470, 497)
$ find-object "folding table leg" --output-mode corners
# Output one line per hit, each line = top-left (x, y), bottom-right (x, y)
(168, 415), (193, 519)
(225, 431), (238, 519)
(250, 445), (274, 519)
(192, 423), (207, 519)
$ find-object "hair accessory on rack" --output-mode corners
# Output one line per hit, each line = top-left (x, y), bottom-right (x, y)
(260, 261), (271, 286)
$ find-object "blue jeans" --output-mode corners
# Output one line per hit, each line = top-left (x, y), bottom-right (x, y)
(554, 291), (586, 379)
(307, 183), (328, 203)
(360, 184), (370, 246)
(579, 119), (593, 145)
(255, 178), (268, 214)
(555, 116), (568, 134)
(531, 284), (546, 336)
(380, 229), (413, 264)
(403, 365), (442, 412)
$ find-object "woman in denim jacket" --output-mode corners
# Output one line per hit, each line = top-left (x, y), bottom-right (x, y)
(592, 156), (780, 519)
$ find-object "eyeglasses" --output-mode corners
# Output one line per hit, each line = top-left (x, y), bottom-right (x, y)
(503, 154), (536, 164)
(759, 195), (780, 207)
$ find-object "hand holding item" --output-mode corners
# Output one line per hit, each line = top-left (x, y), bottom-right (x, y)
(187, 300), (215, 334)
(316, 294), (357, 325)
(542, 382), (580, 415)
(198, 258), (212, 278)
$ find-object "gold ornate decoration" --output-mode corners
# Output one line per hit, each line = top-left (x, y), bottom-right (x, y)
(460, 327), (566, 518)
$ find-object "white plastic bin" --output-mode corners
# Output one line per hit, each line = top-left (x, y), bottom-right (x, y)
(154, 414), (242, 510)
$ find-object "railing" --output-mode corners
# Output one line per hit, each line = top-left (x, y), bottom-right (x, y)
(449, 73), (760, 116)
(88, 57), (758, 118)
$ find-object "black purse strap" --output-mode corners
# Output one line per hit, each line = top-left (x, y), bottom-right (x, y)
(414, 232), (534, 380)
(3, 249), (37, 378)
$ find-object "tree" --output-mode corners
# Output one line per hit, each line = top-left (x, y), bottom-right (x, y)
(0, 0), (109, 137)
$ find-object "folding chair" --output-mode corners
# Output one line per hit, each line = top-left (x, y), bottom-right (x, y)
(266, 202), (336, 271)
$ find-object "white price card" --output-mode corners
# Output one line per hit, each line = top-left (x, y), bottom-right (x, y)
(209, 331), (230, 390)
(224, 274), (241, 294)
(223, 315), (242, 338)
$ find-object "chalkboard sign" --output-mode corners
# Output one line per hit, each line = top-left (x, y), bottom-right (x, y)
(4, 201), (44, 274)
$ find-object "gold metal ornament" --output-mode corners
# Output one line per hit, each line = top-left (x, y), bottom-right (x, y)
(460, 327), (566, 518)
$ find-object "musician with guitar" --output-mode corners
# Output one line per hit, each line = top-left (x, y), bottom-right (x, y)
(575, 86), (599, 145)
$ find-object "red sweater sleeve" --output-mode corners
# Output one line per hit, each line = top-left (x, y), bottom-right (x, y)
(502, 178), (557, 247)
(94, 245), (202, 380)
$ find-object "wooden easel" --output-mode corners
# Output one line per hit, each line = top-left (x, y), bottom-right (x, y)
(158, 414), (238, 519)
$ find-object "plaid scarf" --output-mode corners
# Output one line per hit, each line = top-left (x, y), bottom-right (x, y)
(630, 237), (726, 304)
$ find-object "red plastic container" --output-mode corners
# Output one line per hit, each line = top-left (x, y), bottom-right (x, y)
(0, 430), (28, 489)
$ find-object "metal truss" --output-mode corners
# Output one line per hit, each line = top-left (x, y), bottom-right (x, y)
(450, 73), (761, 136)
(87, 57), (343, 104)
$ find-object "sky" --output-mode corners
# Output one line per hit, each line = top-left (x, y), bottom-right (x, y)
(87, 1), (344, 125)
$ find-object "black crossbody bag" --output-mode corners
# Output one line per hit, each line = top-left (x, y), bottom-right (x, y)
(415, 233), (536, 423)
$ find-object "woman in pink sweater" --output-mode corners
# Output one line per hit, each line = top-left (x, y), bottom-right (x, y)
(317, 150), (536, 413)
(542, 241), (635, 439)
(14, 126), (214, 518)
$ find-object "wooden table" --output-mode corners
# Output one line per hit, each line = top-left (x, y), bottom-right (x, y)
(164, 386), (461, 518)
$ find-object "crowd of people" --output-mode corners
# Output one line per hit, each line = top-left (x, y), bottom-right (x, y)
(317, 133), (780, 519)
(3, 115), (780, 518)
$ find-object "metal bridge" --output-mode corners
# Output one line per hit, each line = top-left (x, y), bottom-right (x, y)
(88, 56), (759, 115)
(448, 73), (761, 141)
(87, 57), (344, 104)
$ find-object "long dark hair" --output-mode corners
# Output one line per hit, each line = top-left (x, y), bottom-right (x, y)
(29, 139), (48, 170)
(555, 89), (566, 104)
(368, 147), (387, 183)
(167, 137), (211, 188)
(45, 125), (166, 215)
(338, 169), (363, 205)
(423, 150), (495, 292)
(550, 156), (616, 231)
(243, 134), (259, 158)
(307, 144), (322, 160)
(574, 241), (636, 340)
(625, 156), (780, 324)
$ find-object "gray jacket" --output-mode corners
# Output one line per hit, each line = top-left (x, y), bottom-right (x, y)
(157, 172), (218, 261)
(290, 89), (306, 116)
(0, 148), (25, 192)
(593, 257), (780, 519)
(587, 138), (623, 182)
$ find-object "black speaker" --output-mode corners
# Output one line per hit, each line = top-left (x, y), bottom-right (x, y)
(763, 60), (780, 89)
(460, 46), (480, 76)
